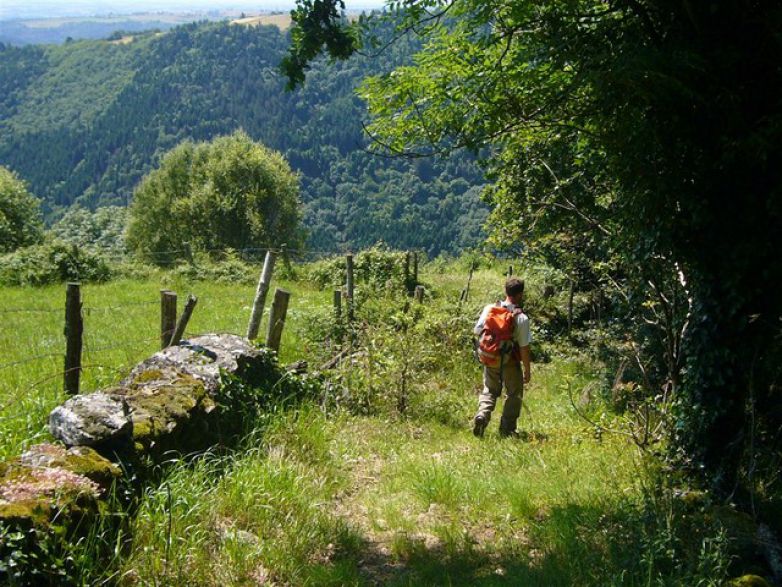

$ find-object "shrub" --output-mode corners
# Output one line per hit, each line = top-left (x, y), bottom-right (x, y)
(306, 244), (413, 291)
(0, 166), (43, 253)
(0, 241), (112, 286)
(126, 131), (302, 264)
(49, 206), (129, 258)
(169, 250), (257, 284)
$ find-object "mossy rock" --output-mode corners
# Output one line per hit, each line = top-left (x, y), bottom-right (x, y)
(726, 574), (771, 587)
(19, 444), (121, 489)
(0, 499), (50, 526)
(117, 372), (217, 458)
(0, 456), (104, 529)
(122, 334), (273, 395)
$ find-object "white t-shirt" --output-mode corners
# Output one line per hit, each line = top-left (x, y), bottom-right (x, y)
(474, 301), (532, 348)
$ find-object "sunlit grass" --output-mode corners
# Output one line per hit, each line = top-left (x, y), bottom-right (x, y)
(1, 259), (733, 585)
(0, 272), (328, 458)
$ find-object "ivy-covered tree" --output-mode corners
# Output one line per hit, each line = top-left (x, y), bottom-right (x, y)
(126, 131), (302, 263)
(0, 165), (43, 253)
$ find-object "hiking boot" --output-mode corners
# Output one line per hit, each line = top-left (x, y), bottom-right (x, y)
(472, 416), (487, 438)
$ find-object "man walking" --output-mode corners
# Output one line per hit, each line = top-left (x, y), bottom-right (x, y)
(473, 277), (531, 438)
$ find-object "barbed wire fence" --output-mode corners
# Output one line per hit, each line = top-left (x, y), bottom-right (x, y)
(0, 244), (427, 453)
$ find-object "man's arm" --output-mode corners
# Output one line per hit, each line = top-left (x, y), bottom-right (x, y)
(521, 345), (531, 384)
(474, 306), (488, 336)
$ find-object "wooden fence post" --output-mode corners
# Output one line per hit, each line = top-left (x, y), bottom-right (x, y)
(404, 251), (411, 294)
(183, 241), (195, 266)
(413, 252), (419, 284)
(247, 250), (277, 340)
(464, 262), (475, 301)
(346, 253), (354, 322)
(508, 265), (513, 277)
(160, 290), (177, 349)
(64, 282), (83, 395)
(333, 289), (342, 321)
(266, 288), (291, 353)
(414, 285), (425, 303)
(169, 294), (198, 346)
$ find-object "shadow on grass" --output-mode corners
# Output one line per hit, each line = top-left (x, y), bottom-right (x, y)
(327, 502), (645, 587)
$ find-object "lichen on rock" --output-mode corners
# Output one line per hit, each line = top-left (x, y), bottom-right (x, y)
(19, 444), (121, 489)
(122, 334), (268, 395)
(0, 443), (115, 528)
(49, 392), (132, 448)
(118, 373), (216, 454)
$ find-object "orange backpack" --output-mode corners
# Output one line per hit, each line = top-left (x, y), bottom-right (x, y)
(477, 305), (521, 368)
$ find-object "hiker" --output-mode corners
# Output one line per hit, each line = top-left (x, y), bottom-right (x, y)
(472, 277), (531, 438)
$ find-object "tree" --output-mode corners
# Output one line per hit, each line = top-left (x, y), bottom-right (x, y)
(126, 131), (302, 263)
(49, 205), (129, 257)
(0, 166), (43, 253)
(285, 0), (782, 499)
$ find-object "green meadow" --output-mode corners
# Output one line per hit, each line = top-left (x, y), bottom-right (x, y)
(0, 260), (733, 585)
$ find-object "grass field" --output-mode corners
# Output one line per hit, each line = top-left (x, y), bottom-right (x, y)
(0, 271), (330, 460)
(0, 260), (734, 585)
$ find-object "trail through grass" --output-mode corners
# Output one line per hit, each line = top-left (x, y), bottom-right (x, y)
(119, 356), (648, 586)
(2, 260), (733, 584)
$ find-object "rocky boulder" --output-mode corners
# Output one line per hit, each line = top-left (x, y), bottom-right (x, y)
(48, 335), (270, 460)
(49, 392), (131, 449)
(122, 334), (267, 394)
(0, 443), (120, 527)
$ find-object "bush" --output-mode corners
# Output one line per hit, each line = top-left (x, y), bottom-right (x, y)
(169, 250), (258, 284)
(126, 131), (302, 264)
(0, 166), (43, 253)
(306, 244), (413, 291)
(0, 241), (112, 286)
(49, 206), (129, 258)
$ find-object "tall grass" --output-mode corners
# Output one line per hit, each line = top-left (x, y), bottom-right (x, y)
(1, 258), (736, 585)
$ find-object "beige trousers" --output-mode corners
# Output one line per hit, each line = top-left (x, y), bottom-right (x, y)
(475, 360), (523, 433)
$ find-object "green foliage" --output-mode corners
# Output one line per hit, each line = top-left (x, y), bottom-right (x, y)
(0, 241), (111, 286)
(306, 244), (411, 290)
(0, 257), (757, 584)
(49, 205), (128, 257)
(168, 250), (257, 285)
(281, 0), (357, 90)
(292, 0), (782, 506)
(0, 21), (487, 255)
(0, 166), (43, 253)
(126, 131), (302, 264)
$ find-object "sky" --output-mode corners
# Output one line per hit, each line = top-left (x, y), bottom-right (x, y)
(0, 0), (385, 21)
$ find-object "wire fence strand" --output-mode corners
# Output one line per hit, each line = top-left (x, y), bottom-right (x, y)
(0, 352), (62, 372)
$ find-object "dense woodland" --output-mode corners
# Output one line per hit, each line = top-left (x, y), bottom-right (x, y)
(285, 0), (782, 570)
(0, 20), (487, 255)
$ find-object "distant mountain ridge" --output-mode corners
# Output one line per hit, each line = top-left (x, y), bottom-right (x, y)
(0, 20), (487, 254)
(0, 12), (293, 46)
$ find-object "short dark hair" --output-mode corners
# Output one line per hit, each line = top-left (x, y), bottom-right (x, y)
(505, 277), (525, 297)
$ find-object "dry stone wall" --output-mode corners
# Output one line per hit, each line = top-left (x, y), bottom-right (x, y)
(0, 334), (286, 581)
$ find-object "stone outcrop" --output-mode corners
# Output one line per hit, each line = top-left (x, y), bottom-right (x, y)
(122, 334), (267, 394)
(0, 444), (120, 526)
(49, 392), (131, 448)
(2, 334), (272, 533)
(46, 334), (265, 459)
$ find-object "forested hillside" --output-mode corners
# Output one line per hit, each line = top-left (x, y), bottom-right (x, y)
(0, 20), (487, 254)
